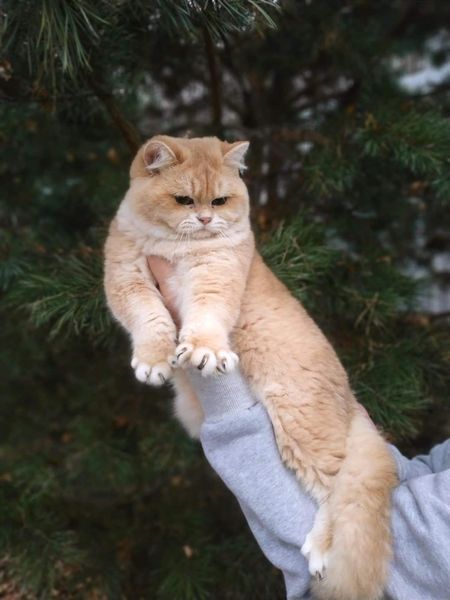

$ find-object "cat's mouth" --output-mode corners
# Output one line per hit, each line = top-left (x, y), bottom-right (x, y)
(190, 227), (220, 239)
(176, 225), (225, 240)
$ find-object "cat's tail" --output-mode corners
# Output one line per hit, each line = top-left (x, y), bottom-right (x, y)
(312, 406), (398, 600)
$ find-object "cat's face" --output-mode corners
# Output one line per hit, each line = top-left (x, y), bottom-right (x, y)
(127, 136), (250, 240)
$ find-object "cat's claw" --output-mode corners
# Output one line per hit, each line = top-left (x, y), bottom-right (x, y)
(191, 347), (218, 376)
(175, 343), (193, 365)
(309, 551), (328, 579)
(174, 343), (239, 376)
(131, 358), (171, 386)
(168, 354), (178, 368)
(216, 350), (239, 374)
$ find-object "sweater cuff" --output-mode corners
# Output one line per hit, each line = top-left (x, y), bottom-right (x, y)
(186, 368), (257, 420)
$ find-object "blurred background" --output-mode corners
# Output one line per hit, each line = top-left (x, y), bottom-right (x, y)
(1, 1), (450, 598)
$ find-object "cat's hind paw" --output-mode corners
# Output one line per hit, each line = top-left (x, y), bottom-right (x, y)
(174, 343), (239, 377)
(301, 532), (329, 580)
(131, 357), (171, 386)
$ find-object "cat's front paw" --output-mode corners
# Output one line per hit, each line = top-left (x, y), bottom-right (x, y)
(131, 356), (172, 386)
(175, 342), (239, 377)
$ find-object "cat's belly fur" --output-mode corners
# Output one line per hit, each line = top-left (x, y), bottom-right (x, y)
(231, 251), (353, 495)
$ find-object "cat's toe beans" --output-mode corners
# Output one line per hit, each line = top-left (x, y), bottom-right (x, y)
(217, 350), (239, 374)
(191, 347), (218, 376)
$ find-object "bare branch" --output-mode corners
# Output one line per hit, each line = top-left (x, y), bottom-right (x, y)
(203, 27), (223, 135)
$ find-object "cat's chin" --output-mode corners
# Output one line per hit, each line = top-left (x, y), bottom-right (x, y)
(175, 228), (225, 241)
(191, 229), (219, 240)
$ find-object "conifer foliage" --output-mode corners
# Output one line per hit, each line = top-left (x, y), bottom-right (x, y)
(1, 1), (450, 597)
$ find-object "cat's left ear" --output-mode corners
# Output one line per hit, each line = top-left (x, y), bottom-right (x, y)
(223, 141), (250, 171)
(143, 140), (178, 172)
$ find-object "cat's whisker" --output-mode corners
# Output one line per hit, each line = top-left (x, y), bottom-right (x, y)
(175, 228), (194, 257)
(186, 230), (193, 253)
(218, 229), (232, 242)
(174, 231), (187, 257)
(180, 231), (191, 256)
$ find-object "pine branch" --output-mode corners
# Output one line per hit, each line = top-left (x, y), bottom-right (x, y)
(2, 3), (450, 595)
(0, 73), (33, 102)
(8, 253), (114, 344)
(262, 215), (334, 298)
(358, 108), (450, 176)
(87, 74), (141, 153)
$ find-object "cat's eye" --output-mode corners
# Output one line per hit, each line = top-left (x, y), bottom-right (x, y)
(175, 196), (195, 205)
(212, 197), (228, 206)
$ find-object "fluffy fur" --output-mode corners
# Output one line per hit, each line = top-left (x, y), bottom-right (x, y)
(104, 135), (398, 600)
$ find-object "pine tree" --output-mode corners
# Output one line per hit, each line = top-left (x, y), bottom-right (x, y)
(1, 1), (450, 597)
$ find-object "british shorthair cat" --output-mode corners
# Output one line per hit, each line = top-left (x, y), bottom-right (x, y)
(104, 135), (397, 600)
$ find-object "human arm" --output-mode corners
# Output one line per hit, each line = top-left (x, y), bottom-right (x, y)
(191, 368), (315, 600)
(386, 444), (450, 600)
(193, 369), (450, 600)
(390, 440), (450, 481)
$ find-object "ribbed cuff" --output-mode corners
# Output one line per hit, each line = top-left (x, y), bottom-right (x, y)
(186, 368), (257, 420)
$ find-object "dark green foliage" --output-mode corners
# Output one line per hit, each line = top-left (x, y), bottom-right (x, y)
(9, 254), (112, 342)
(1, 0), (450, 597)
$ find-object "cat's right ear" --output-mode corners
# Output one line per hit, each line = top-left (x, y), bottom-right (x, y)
(143, 140), (177, 173)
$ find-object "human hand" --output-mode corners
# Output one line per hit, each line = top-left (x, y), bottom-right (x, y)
(147, 256), (180, 328)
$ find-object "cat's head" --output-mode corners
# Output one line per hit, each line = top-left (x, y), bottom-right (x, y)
(126, 135), (250, 240)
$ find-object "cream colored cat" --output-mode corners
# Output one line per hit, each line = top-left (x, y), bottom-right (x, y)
(104, 135), (398, 600)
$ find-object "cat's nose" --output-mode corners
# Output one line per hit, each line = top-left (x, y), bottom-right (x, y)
(197, 216), (212, 225)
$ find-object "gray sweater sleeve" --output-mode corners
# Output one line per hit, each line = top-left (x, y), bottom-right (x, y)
(190, 369), (450, 600)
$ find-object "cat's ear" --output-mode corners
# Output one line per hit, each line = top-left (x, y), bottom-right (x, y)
(223, 141), (250, 171)
(143, 140), (178, 172)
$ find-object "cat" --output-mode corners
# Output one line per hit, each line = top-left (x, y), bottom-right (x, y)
(103, 135), (398, 600)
